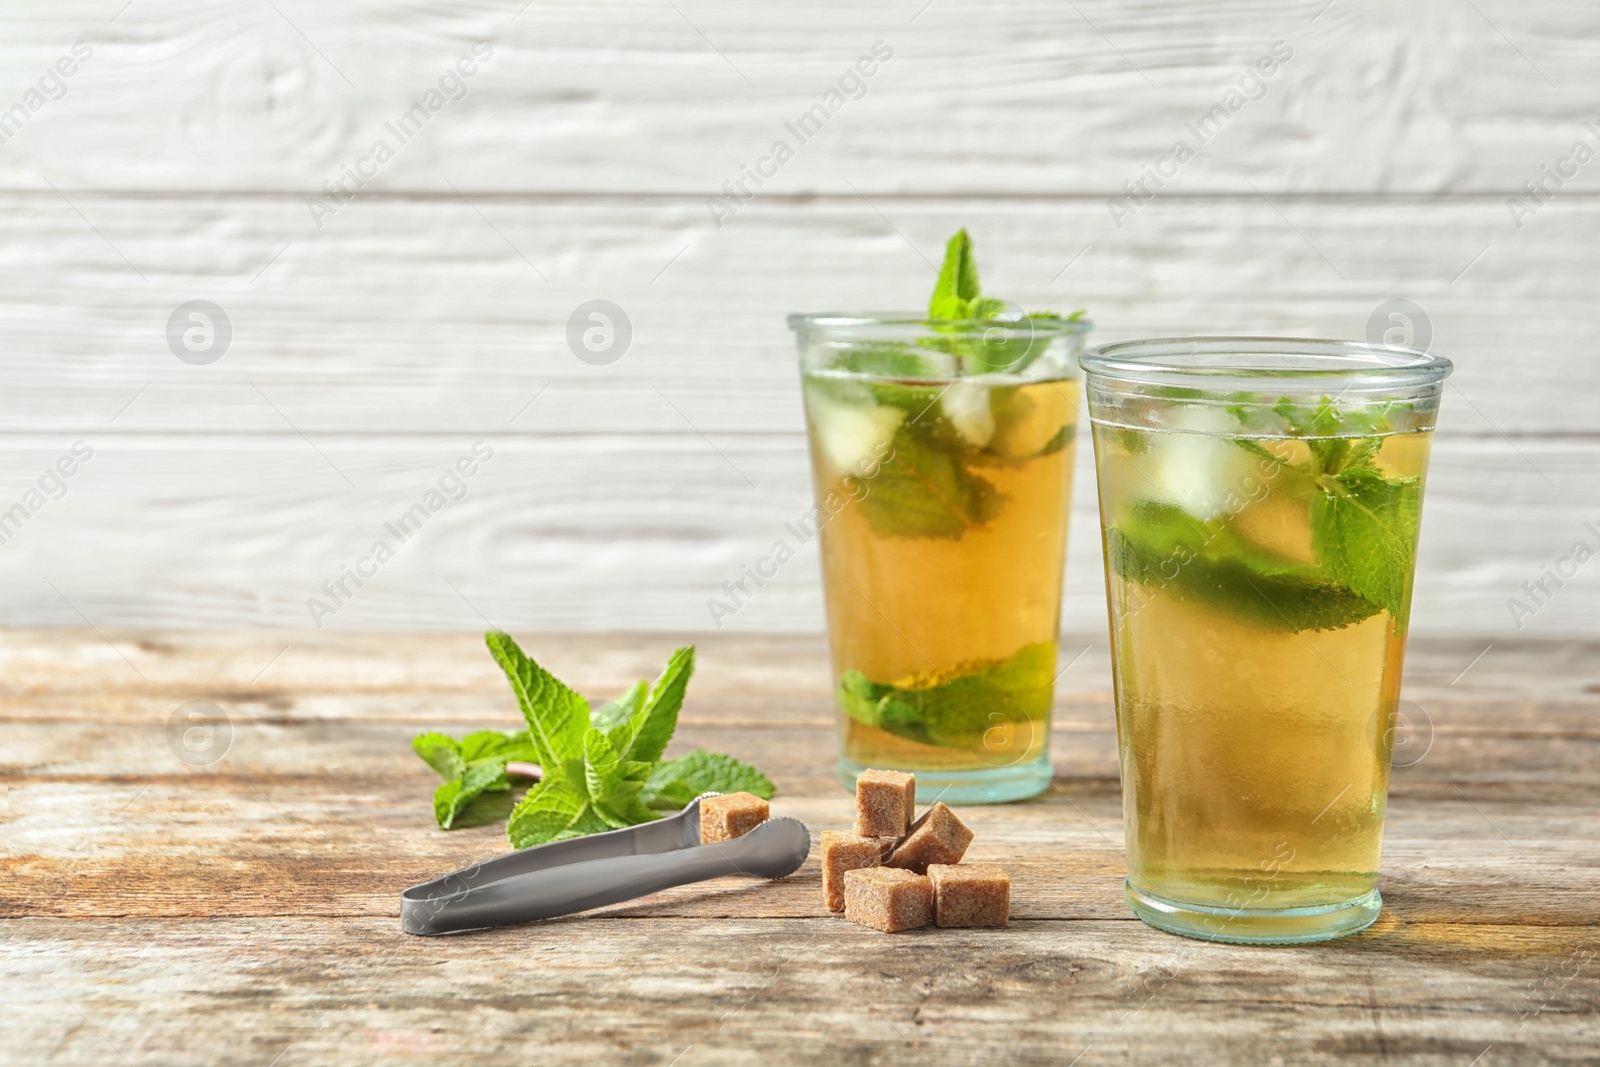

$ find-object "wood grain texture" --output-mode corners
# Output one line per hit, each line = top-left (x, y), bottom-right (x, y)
(2, 632), (1598, 1064)
(0, 0), (1596, 631)
(0, 0), (1596, 195)
(1, 195), (1594, 437)
(5, 918), (1597, 1066)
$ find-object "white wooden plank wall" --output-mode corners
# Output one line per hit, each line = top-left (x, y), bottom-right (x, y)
(0, 0), (1596, 635)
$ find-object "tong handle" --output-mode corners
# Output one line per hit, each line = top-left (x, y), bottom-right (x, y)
(401, 801), (809, 935)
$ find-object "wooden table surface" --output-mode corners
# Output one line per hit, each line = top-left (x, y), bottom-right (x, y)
(2, 631), (1597, 1065)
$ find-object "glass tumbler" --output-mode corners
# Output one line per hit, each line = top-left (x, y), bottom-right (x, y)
(1080, 337), (1451, 943)
(789, 312), (1091, 803)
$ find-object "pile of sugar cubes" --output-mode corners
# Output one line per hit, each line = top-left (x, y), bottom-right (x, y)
(822, 769), (1010, 933)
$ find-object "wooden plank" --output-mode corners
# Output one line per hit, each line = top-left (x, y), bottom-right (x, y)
(0, 434), (1592, 632)
(3, 917), (1596, 1066)
(0, 195), (1593, 438)
(1, 1), (1596, 195)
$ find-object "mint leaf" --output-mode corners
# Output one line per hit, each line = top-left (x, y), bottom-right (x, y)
(412, 728), (539, 829)
(642, 750), (776, 810)
(486, 632), (589, 768)
(589, 681), (645, 733)
(1107, 500), (1380, 632)
(856, 422), (1004, 539)
(434, 759), (513, 830)
(507, 754), (653, 847)
(1310, 465), (1422, 626)
(1126, 399), (1420, 633)
(929, 229), (982, 319)
(582, 725), (656, 829)
(582, 727), (628, 801)
(840, 642), (1056, 751)
(412, 732), (465, 780)
(507, 770), (589, 848)
(1237, 399), (1424, 629)
(459, 729), (533, 763)
(608, 646), (694, 764)
(421, 638), (778, 848)
(840, 670), (937, 746)
(923, 229), (1081, 326)
(835, 345), (953, 380)
(596, 790), (661, 829)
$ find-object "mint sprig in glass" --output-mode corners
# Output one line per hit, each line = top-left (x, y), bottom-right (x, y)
(1081, 337), (1451, 944)
(789, 231), (1090, 803)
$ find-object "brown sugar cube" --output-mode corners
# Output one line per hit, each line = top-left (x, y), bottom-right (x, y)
(885, 802), (973, 874)
(699, 792), (769, 844)
(842, 867), (932, 932)
(820, 831), (893, 911)
(928, 864), (1010, 928)
(854, 769), (916, 837)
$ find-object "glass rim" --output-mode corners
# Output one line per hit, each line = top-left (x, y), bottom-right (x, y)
(1079, 336), (1452, 392)
(788, 311), (1094, 336)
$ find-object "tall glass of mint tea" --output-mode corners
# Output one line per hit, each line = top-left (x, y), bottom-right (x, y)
(1080, 337), (1451, 944)
(788, 311), (1091, 803)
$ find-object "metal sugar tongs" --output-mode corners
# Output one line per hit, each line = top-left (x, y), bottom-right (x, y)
(400, 793), (810, 935)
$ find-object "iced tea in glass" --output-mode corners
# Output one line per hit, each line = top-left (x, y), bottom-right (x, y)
(1081, 337), (1451, 943)
(790, 313), (1091, 802)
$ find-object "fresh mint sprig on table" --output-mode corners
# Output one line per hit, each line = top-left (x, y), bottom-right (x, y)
(412, 728), (540, 829)
(412, 633), (774, 846)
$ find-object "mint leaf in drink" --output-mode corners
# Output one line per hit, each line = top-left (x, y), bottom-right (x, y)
(929, 229), (982, 319)
(856, 421), (1004, 539)
(1270, 396), (1399, 475)
(1107, 500), (1381, 633)
(486, 631), (590, 769)
(967, 296), (1010, 319)
(925, 231), (1070, 376)
(925, 228), (1080, 329)
(1310, 464), (1422, 626)
(835, 345), (955, 380)
(1243, 394), (1424, 627)
(641, 750), (776, 810)
(839, 642), (1055, 751)
(1204, 396), (1426, 630)
(840, 670), (937, 746)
